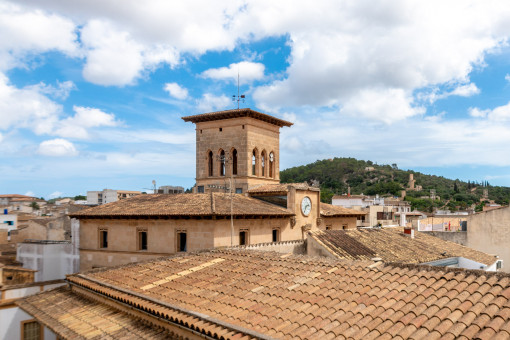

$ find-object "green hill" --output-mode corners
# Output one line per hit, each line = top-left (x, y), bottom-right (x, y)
(280, 157), (510, 212)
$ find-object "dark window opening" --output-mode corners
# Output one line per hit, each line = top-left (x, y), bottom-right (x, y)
(138, 231), (147, 250)
(236, 188), (243, 194)
(261, 151), (266, 177)
(342, 225), (347, 230)
(326, 226), (332, 230)
(99, 230), (108, 248)
(6, 275), (13, 280)
(177, 232), (187, 252)
(252, 151), (256, 175)
(272, 229), (279, 243)
(220, 150), (225, 176)
(208, 151), (213, 176)
(242, 125), (245, 129)
(497, 260), (502, 269)
(232, 149), (238, 175)
(219, 127), (222, 132)
(239, 230), (248, 246)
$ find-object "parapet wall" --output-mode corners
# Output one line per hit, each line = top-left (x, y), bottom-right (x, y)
(420, 231), (468, 246)
(234, 240), (306, 254)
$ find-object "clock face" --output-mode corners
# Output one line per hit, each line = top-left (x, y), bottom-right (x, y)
(301, 196), (312, 216)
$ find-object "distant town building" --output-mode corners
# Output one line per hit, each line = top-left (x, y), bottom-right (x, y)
(86, 189), (141, 205)
(157, 185), (184, 194)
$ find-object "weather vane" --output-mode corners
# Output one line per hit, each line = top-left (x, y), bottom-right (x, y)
(232, 71), (245, 109)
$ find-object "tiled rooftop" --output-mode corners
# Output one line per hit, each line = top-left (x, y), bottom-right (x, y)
(18, 250), (510, 339)
(17, 286), (178, 339)
(320, 203), (367, 217)
(309, 228), (498, 266)
(247, 182), (318, 194)
(70, 193), (294, 218)
(182, 108), (293, 127)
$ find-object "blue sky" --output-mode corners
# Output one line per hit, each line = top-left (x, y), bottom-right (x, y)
(3, 1), (510, 199)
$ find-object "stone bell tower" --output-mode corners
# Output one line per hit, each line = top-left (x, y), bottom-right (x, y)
(182, 108), (293, 193)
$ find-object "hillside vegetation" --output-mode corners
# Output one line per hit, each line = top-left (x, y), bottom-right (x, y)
(280, 158), (510, 212)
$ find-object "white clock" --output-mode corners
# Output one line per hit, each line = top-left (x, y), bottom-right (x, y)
(301, 196), (312, 216)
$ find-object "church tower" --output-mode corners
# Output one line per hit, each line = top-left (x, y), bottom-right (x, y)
(182, 108), (293, 193)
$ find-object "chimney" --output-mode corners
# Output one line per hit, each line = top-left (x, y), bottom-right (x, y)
(404, 227), (414, 239)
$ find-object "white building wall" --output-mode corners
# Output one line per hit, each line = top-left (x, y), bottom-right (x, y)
(17, 242), (80, 282)
(103, 189), (118, 204)
(0, 213), (17, 231)
(86, 191), (100, 205)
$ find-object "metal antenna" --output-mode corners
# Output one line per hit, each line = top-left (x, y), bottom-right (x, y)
(232, 69), (245, 109)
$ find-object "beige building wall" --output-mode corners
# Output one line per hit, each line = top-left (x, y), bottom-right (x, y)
(467, 207), (510, 272)
(0, 229), (7, 244)
(79, 217), (296, 271)
(418, 216), (466, 231)
(9, 220), (66, 243)
(321, 216), (358, 230)
(195, 117), (281, 193)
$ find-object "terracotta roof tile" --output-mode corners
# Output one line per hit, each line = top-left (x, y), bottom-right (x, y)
(309, 228), (498, 266)
(71, 193), (293, 218)
(182, 108), (293, 127)
(15, 249), (510, 340)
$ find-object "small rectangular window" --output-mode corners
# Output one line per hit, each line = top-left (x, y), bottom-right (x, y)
(235, 188), (243, 194)
(22, 320), (41, 340)
(177, 231), (187, 252)
(497, 260), (502, 269)
(219, 127), (222, 132)
(138, 230), (148, 250)
(99, 229), (108, 248)
(239, 229), (249, 246)
(326, 226), (332, 230)
(272, 229), (280, 243)
(197, 186), (205, 193)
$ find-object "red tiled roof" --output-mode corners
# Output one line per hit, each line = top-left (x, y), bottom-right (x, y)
(182, 108), (293, 127)
(17, 250), (510, 339)
(309, 228), (498, 265)
(320, 203), (367, 217)
(70, 193), (293, 218)
(247, 182), (319, 194)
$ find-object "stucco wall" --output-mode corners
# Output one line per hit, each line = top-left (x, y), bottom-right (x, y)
(306, 235), (338, 259)
(420, 231), (468, 246)
(79, 216), (298, 270)
(467, 207), (510, 272)
(321, 216), (358, 230)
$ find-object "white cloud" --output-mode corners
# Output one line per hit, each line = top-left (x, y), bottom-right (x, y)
(340, 88), (425, 123)
(24, 191), (35, 197)
(471, 101), (510, 121)
(201, 61), (265, 84)
(55, 106), (120, 139)
(196, 93), (231, 112)
(506, 74), (510, 82)
(450, 83), (480, 97)
(28, 80), (76, 100)
(164, 82), (188, 100)
(0, 72), (61, 134)
(48, 191), (63, 199)
(0, 1), (78, 70)
(38, 138), (78, 157)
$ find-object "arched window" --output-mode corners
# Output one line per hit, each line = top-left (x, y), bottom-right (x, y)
(232, 149), (238, 176)
(269, 152), (274, 178)
(252, 150), (257, 176)
(219, 150), (225, 176)
(261, 151), (266, 177)
(208, 151), (213, 177)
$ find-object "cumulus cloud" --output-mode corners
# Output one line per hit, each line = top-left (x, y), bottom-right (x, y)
(55, 106), (120, 139)
(0, 1), (78, 70)
(27, 80), (76, 100)
(196, 93), (231, 112)
(48, 191), (63, 199)
(470, 101), (510, 121)
(340, 88), (425, 123)
(164, 82), (188, 100)
(38, 138), (78, 157)
(24, 191), (35, 197)
(0, 72), (61, 134)
(201, 61), (265, 84)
